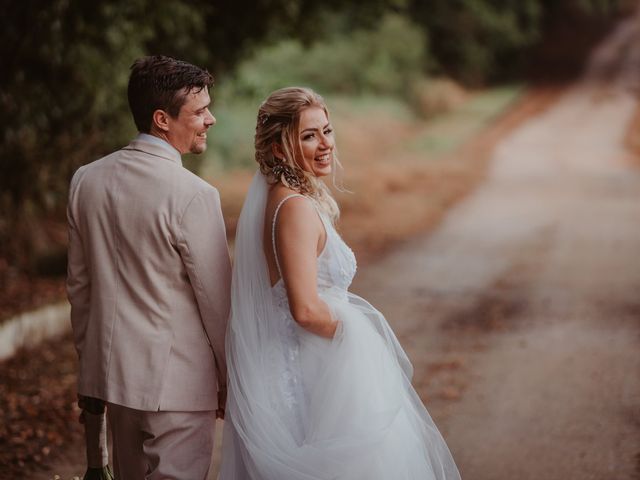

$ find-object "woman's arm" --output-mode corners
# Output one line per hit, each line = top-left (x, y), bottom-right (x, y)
(274, 197), (338, 338)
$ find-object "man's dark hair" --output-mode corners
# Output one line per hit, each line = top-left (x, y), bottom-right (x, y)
(128, 55), (214, 133)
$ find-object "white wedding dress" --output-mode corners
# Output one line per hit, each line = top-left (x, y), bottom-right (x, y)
(219, 172), (460, 480)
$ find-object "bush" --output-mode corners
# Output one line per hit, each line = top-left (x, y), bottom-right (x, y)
(409, 78), (468, 119)
(225, 13), (428, 100)
(200, 13), (429, 172)
(197, 99), (259, 174)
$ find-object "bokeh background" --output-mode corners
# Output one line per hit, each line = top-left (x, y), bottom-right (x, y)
(1, 0), (638, 478)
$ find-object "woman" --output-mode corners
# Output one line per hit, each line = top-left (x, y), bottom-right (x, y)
(219, 87), (460, 479)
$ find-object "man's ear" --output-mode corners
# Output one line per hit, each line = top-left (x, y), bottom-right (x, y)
(152, 109), (170, 133)
(272, 142), (284, 160)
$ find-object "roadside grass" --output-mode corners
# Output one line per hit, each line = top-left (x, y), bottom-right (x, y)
(195, 91), (421, 179)
(202, 85), (526, 263)
(200, 86), (522, 176)
(327, 94), (417, 121)
(408, 85), (523, 157)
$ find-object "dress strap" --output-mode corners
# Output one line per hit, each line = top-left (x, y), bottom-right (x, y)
(271, 194), (306, 280)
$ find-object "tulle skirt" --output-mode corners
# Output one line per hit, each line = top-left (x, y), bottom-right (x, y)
(219, 288), (460, 480)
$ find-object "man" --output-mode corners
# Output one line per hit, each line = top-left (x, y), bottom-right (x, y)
(66, 55), (231, 479)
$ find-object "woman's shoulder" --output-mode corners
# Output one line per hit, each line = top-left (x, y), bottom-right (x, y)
(270, 183), (304, 200)
(268, 185), (320, 230)
(269, 185), (312, 212)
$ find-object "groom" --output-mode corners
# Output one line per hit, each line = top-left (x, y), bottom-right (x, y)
(66, 55), (231, 479)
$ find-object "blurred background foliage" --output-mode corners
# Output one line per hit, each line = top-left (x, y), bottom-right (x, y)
(0, 0), (633, 275)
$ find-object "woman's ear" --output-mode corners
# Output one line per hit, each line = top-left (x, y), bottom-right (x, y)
(271, 142), (285, 160)
(152, 109), (170, 133)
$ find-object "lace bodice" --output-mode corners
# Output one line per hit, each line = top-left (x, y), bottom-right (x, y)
(271, 194), (357, 308)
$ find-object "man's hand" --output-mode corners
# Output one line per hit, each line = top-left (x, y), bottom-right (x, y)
(78, 395), (106, 423)
(216, 387), (227, 420)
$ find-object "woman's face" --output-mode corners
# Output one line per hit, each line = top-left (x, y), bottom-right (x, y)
(295, 106), (335, 177)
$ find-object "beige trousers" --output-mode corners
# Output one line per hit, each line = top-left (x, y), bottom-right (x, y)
(107, 403), (215, 480)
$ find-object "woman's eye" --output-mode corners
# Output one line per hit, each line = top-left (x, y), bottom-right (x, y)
(303, 134), (315, 140)
(324, 128), (333, 135)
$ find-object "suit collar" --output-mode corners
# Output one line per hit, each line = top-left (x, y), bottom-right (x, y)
(123, 134), (183, 166)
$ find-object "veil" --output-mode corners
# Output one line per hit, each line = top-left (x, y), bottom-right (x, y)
(221, 171), (358, 478)
(220, 171), (316, 478)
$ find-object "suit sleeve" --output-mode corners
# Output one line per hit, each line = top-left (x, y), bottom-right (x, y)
(177, 186), (232, 391)
(66, 168), (91, 359)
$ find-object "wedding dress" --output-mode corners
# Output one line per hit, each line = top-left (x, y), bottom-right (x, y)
(219, 171), (460, 480)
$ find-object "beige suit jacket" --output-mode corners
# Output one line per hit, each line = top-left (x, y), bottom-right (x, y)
(66, 136), (231, 412)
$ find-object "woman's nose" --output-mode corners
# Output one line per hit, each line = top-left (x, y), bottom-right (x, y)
(319, 133), (333, 149)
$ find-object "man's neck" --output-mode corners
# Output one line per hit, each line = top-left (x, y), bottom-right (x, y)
(138, 132), (181, 156)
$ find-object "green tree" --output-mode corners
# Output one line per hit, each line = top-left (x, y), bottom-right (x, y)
(406, 0), (631, 86)
(1, 0), (154, 269)
(407, 0), (543, 85)
(0, 0), (395, 272)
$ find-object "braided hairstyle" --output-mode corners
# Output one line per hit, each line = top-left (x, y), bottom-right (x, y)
(255, 87), (340, 221)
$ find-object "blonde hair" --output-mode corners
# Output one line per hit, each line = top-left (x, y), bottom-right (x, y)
(255, 86), (340, 221)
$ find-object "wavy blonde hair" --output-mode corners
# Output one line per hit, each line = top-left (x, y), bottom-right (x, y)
(255, 86), (340, 221)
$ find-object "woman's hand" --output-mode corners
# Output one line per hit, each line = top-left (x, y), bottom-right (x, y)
(216, 386), (227, 419)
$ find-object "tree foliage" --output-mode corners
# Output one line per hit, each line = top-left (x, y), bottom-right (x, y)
(406, 0), (629, 85)
(0, 0), (632, 271)
(0, 0), (394, 269)
(228, 13), (426, 98)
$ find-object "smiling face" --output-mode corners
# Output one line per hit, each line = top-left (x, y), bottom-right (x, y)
(166, 87), (215, 155)
(295, 106), (335, 177)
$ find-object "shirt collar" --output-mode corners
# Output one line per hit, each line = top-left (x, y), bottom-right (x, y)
(137, 133), (181, 157)
(122, 133), (183, 165)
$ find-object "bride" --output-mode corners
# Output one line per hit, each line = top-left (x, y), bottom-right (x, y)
(219, 87), (460, 479)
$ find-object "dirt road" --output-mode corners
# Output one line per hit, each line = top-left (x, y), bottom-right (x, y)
(353, 7), (640, 480)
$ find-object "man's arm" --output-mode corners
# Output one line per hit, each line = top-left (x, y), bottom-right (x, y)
(176, 186), (232, 402)
(66, 169), (91, 359)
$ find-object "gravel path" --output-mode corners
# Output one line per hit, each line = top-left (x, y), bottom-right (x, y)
(353, 6), (640, 480)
